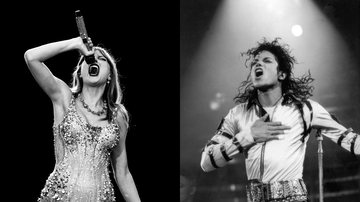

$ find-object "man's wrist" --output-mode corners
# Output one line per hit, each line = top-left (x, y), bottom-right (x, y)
(235, 128), (255, 147)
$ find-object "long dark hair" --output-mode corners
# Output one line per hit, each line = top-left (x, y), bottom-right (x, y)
(234, 38), (314, 104)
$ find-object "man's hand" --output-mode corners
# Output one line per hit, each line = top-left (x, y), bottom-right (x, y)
(251, 114), (291, 143)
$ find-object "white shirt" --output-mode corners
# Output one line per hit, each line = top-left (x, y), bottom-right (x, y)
(200, 98), (359, 183)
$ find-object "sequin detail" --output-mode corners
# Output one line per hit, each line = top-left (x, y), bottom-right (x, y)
(38, 95), (121, 202)
(246, 179), (308, 202)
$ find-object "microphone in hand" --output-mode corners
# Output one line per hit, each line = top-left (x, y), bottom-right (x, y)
(75, 10), (96, 65)
(75, 10), (99, 76)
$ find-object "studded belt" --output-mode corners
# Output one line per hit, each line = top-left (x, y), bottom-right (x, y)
(246, 179), (308, 202)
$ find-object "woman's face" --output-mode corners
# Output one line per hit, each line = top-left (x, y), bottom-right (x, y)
(80, 49), (111, 86)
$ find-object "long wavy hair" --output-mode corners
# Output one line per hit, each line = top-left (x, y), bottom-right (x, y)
(234, 38), (314, 105)
(70, 46), (129, 128)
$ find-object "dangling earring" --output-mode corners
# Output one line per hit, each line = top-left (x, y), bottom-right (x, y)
(107, 78), (111, 84)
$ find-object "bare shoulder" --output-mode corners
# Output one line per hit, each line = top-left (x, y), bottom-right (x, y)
(52, 78), (73, 126)
(53, 78), (73, 107)
(113, 104), (129, 138)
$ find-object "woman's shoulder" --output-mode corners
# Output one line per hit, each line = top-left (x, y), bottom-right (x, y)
(62, 88), (76, 109)
(51, 85), (74, 127)
(52, 78), (73, 105)
(112, 104), (129, 130)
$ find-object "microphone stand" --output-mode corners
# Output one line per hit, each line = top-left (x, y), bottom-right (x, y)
(316, 129), (324, 202)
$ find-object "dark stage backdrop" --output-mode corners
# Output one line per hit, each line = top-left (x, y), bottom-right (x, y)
(3, 2), (178, 201)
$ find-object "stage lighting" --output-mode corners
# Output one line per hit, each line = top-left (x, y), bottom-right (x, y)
(291, 24), (303, 37)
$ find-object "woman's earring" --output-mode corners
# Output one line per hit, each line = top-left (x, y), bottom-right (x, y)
(107, 79), (111, 84)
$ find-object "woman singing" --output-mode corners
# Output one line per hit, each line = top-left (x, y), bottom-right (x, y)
(24, 36), (141, 202)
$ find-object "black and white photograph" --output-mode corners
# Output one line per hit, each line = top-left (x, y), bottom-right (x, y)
(181, 0), (360, 201)
(4, 1), (178, 201)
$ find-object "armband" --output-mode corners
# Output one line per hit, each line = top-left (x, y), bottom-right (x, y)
(220, 144), (232, 161)
(337, 128), (353, 146)
(232, 137), (243, 153)
(217, 131), (232, 139)
(350, 134), (358, 155)
(208, 147), (219, 168)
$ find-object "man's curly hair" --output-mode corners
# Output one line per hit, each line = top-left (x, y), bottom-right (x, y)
(234, 38), (314, 105)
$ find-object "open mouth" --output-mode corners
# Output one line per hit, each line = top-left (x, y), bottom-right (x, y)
(89, 64), (100, 76)
(255, 68), (263, 77)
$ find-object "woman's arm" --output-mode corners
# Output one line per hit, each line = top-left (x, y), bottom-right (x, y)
(111, 114), (141, 202)
(24, 37), (90, 103)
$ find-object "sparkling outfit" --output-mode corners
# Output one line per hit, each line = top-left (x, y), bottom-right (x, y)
(201, 97), (359, 201)
(38, 94), (121, 202)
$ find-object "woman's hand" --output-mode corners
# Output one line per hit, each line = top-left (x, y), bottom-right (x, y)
(73, 36), (94, 56)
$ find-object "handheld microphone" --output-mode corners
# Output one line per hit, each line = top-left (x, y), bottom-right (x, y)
(75, 10), (99, 76)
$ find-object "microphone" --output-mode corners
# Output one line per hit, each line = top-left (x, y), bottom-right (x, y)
(75, 10), (99, 76)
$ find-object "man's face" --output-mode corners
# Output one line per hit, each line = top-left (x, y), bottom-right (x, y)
(250, 50), (283, 91)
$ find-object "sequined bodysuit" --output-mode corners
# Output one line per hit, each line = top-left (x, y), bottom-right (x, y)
(38, 94), (121, 202)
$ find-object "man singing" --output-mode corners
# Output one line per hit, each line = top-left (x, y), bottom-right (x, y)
(200, 38), (359, 202)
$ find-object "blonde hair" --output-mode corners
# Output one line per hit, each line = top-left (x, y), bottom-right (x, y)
(70, 46), (129, 128)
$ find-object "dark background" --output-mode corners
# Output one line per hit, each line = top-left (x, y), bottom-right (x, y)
(4, 1), (178, 201)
